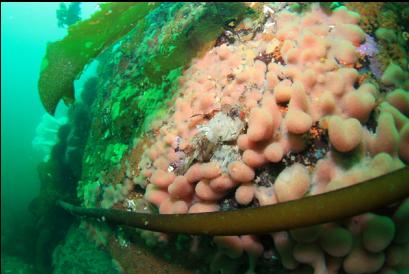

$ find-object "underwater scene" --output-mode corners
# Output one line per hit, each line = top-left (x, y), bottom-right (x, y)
(1, 2), (409, 274)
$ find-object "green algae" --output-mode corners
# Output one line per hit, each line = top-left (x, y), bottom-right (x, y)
(52, 224), (121, 274)
(104, 143), (128, 164)
(111, 101), (121, 120)
(38, 2), (160, 114)
(81, 180), (101, 208)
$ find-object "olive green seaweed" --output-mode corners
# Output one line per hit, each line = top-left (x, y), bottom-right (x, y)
(38, 2), (159, 114)
(38, 2), (250, 115)
(60, 167), (409, 236)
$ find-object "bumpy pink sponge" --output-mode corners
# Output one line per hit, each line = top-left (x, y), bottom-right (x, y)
(328, 116), (363, 152)
(274, 163), (310, 202)
(386, 89), (409, 116)
(362, 214), (395, 253)
(370, 112), (400, 156)
(209, 174), (236, 193)
(227, 161), (255, 183)
(247, 107), (274, 142)
(285, 82), (312, 134)
(132, 4), (409, 273)
(343, 245), (385, 274)
(293, 243), (327, 274)
(319, 226), (353, 257)
(341, 83), (376, 123)
(150, 169), (176, 188)
(235, 184), (255, 205)
(168, 176), (193, 200)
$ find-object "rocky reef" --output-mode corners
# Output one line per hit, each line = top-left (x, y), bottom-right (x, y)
(35, 2), (409, 274)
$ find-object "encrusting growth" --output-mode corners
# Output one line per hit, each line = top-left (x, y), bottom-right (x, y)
(64, 3), (409, 274)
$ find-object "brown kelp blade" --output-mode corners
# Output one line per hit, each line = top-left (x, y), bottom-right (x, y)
(60, 167), (409, 235)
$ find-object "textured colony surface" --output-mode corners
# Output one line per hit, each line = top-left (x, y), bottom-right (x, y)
(77, 3), (409, 274)
(122, 5), (409, 274)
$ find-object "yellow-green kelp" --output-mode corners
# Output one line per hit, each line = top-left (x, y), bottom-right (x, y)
(60, 167), (409, 236)
(38, 2), (159, 115)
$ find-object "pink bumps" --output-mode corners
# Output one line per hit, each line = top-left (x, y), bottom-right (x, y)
(159, 198), (189, 214)
(209, 174), (236, 193)
(343, 245), (385, 274)
(342, 85), (376, 123)
(328, 116), (362, 152)
(242, 148), (267, 168)
(293, 243), (327, 274)
(150, 169), (176, 188)
(264, 143), (284, 163)
(185, 162), (221, 183)
(274, 163), (311, 202)
(195, 180), (225, 201)
(201, 162), (222, 179)
(370, 112), (399, 156)
(362, 214), (395, 253)
(185, 164), (203, 183)
(144, 184), (169, 207)
(228, 161), (255, 183)
(247, 107), (274, 142)
(285, 82), (312, 134)
(286, 109), (313, 134)
(235, 184), (255, 205)
(188, 202), (219, 213)
(386, 88), (409, 116)
(168, 176), (193, 200)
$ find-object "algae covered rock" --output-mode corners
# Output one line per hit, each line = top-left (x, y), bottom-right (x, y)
(74, 3), (250, 196)
(52, 224), (122, 274)
(44, 3), (409, 274)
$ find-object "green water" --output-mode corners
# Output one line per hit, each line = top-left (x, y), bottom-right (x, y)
(1, 3), (100, 272)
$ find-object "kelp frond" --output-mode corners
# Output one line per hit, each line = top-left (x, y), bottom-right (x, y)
(60, 167), (409, 235)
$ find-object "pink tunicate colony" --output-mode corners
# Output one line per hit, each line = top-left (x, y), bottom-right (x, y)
(134, 4), (409, 274)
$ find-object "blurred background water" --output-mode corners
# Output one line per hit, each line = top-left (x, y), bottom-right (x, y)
(1, 1), (100, 269)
